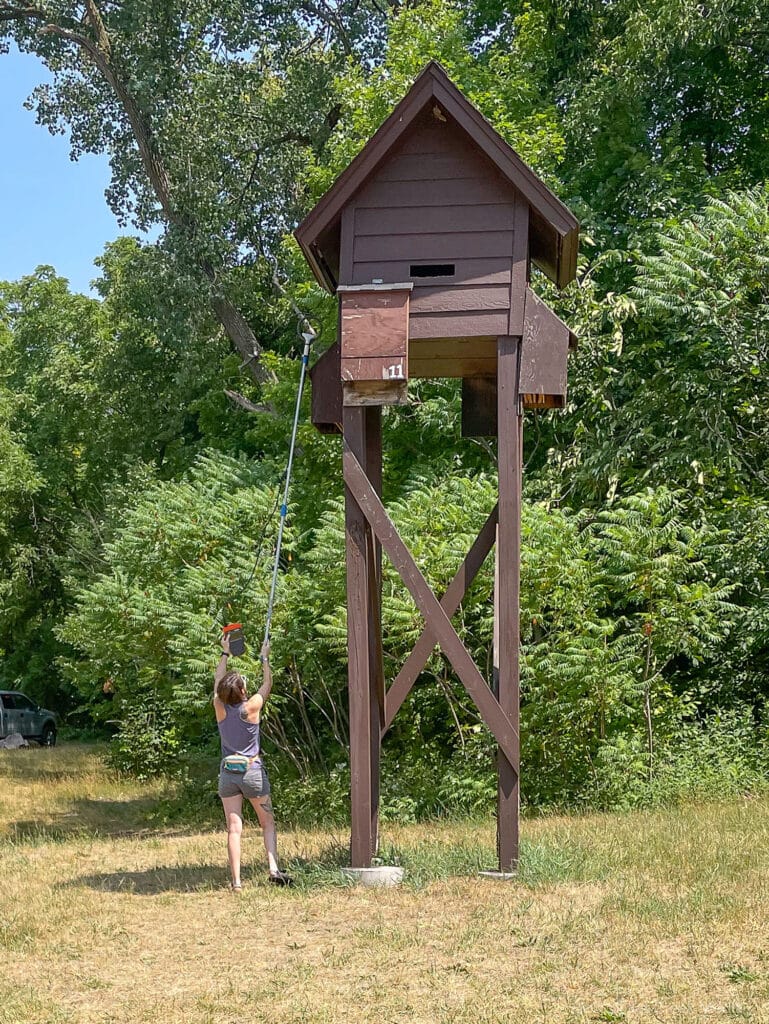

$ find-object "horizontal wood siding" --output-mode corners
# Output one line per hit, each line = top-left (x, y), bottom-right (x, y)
(396, 124), (463, 155)
(352, 258), (511, 287)
(355, 204), (515, 237)
(410, 284), (509, 313)
(345, 119), (521, 341)
(376, 152), (490, 182)
(409, 310), (510, 339)
(354, 231), (513, 263)
(354, 177), (511, 209)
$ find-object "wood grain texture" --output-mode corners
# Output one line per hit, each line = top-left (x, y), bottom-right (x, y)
(410, 284), (510, 313)
(343, 381), (409, 406)
(410, 356), (498, 378)
(341, 356), (407, 382)
(310, 339), (342, 433)
(354, 231), (514, 263)
(340, 289), (409, 361)
(395, 123), (461, 155)
(509, 198), (529, 335)
(354, 176), (513, 210)
(408, 310), (510, 339)
(496, 335), (521, 871)
(354, 204), (516, 237)
(375, 151), (491, 183)
(343, 407), (375, 867)
(408, 337), (498, 376)
(519, 286), (570, 397)
(340, 206), (355, 284)
(364, 406), (384, 854)
(409, 338), (497, 361)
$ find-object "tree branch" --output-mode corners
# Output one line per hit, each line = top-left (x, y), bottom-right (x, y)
(20, 1), (274, 385)
(224, 389), (275, 415)
(0, 5), (47, 22)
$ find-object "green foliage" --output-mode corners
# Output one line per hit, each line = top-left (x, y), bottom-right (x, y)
(107, 691), (183, 781)
(2, 0), (769, 818)
(591, 708), (769, 811)
(59, 452), (285, 732)
(550, 187), (769, 503)
(309, 0), (565, 198)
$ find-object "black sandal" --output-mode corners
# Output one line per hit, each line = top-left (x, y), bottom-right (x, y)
(269, 870), (294, 887)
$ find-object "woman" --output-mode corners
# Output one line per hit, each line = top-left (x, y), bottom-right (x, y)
(213, 634), (293, 889)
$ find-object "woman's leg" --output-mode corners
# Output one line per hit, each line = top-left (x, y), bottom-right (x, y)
(249, 794), (280, 875)
(221, 793), (244, 887)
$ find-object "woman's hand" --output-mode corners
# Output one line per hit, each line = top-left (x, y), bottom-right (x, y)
(260, 639), (270, 664)
(220, 633), (231, 656)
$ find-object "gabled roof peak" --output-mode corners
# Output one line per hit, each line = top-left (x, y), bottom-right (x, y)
(295, 62), (578, 291)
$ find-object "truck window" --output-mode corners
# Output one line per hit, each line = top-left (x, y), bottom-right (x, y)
(13, 695), (35, 711)
(0, 694), (15, 709)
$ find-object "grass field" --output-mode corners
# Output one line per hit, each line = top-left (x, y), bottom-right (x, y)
(2, 744), (769, 1023)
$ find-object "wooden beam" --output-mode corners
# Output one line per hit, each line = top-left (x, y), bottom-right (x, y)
(343, 445), (519, 768)
(343, 406), (375, 867)
(384, 502), (499, 732)
(409, 356), (498, 379)
(508, 199), (529, 336)
(365, 406), (384, 857)
(496, 335), (522, 871)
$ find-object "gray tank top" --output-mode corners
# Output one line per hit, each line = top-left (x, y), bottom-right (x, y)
(218, 702), (261, 759)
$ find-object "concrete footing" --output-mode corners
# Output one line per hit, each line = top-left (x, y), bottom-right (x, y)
(478, 870), (517, 881)
(341, 866), (405, 888)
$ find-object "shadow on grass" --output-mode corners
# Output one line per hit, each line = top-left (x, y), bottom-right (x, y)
(64, 863), (228, 894)
(4, 795), (217, 843)
(61, 842), (352, 895)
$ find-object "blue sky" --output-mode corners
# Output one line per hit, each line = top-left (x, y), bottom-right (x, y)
(0, 45), (132, 294)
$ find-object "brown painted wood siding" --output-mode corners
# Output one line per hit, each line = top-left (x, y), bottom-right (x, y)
(345, 114), (523, 342)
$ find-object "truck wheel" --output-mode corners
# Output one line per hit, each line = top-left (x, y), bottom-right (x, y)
(41, 724), (57, 747)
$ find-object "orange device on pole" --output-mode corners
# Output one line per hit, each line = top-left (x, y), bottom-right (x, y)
(222, 623), (246, 657)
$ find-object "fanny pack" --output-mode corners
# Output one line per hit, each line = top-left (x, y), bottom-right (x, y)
(222, 754), (259, 774)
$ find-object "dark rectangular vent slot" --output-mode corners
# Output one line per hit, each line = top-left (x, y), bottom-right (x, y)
(410, 263), (455, 278)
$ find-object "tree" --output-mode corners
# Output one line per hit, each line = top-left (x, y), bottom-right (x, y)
(0, 0), (365, 380)
(0, 253), (235, 705)
(551, 187), (769, 503)
(593, 489), (735, 781)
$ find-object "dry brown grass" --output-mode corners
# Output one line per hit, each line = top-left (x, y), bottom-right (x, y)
(2, 743), (769, 1023)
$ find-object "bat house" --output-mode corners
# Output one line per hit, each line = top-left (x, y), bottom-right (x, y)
(297, 61), (579, 873)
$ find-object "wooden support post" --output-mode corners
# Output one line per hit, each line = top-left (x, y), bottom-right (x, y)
(365, 406), (384, 857)
(344, 406), (375, 867)
(496, 336), (522, 872)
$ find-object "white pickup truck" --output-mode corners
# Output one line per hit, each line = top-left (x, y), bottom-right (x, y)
(0, 691), (57, 746)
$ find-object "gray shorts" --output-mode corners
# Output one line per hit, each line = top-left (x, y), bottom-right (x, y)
(218, 759), (272, 800)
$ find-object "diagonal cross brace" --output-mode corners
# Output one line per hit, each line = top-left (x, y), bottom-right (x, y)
(343, 445), (519, 771)
(384, 502), (499, 732)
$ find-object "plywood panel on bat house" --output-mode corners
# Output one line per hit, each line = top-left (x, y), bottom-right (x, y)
(339, 285), (411, 405)
(519, 288), (571, 409)
(310, 340), (343, 433)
